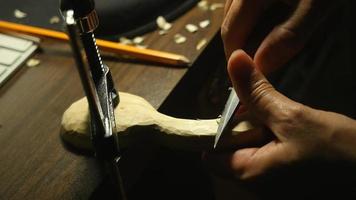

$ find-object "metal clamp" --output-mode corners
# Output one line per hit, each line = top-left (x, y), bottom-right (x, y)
(76, 9), (99, 33)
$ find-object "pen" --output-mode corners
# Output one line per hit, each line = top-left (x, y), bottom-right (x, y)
(0, 20), (190, 67)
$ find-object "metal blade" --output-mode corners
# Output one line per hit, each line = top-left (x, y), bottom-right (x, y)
(214, 89), (240, 148)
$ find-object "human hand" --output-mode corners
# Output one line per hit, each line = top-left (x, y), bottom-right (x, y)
(205, 50), (356, 180)
(221, 0), (343, 74)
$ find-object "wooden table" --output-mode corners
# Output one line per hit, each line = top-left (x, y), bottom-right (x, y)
(0, 1), (225, 199)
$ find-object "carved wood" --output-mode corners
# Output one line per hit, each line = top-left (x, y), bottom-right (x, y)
(61, 92), (253, 151)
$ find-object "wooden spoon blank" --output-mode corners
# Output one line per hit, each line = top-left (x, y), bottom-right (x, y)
(61, 92), (254, 151)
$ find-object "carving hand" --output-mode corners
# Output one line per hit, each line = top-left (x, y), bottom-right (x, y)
(205, 50), (356, 180)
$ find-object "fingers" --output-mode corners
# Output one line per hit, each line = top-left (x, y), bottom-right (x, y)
(207, 50), (311, 179)
(254, 26), (306, 75)
(205, 141), (298, 180)
(221, 0), (266, 59)
(217, 121), (271, 150)
(223, 0), (233, 18)
(230, 141), (297, 179)
(225, 50), (308, 178)
(217, 108), (274, 150)
(227, 50), (303, 134)
(254, 0), (338, 74)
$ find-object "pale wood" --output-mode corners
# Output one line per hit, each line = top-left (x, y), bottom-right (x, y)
(61, 92), (253, 151)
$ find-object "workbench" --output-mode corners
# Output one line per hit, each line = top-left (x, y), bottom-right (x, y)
(0, 1), (226, 199)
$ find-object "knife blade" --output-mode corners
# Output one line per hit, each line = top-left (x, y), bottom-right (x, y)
(214, 88), (240, 148)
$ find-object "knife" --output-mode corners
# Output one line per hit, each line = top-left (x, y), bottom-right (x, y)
(214, 88), (240, 148)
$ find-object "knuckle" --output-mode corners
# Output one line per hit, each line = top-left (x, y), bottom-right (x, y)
(288, 104), (305, 120)
(231, 151), (254, 180)
(220, 22), (229, 42)
(272, 25), (303, 47)
(278, 25), (299, 40)
(248, 77), (274, 107)
(276, 103), (306, 135)
(237, 162), (264, 181)
(220, 23), (233, 57)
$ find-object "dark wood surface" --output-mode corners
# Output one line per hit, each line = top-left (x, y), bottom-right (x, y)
(0, 1), (224, 199)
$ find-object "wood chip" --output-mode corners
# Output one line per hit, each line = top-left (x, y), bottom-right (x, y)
(198, 1), (209, 10)
(196, 38), (207, 50)
(119, 37), (133, 45)
(49, 16), (60, 24)
(14, 9), (27, 19)
(199, 20), (210, 28)
(26, 58), (41, 67)
(156, 16), (172, 31)
(210, 3), (224, 11)
(158, 30), (168, 35)
(185, 24), (198, 33)
(132, 36), (145, 45)
(174, 34), (187, 44)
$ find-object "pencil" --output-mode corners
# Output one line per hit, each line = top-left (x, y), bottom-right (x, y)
(0, 20), (190, 67)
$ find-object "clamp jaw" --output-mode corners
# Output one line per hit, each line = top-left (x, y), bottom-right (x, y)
(60, 0), (126, 199)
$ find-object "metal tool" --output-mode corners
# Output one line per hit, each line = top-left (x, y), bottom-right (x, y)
(60, 0), (126, 199)
(214, 88), (240, 149)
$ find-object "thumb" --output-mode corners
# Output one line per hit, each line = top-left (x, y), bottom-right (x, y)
(227, 50), (301, 134)
(228, 50), (278, 121)
(226, 50), (305, 179)
(227, 49), (267, 104)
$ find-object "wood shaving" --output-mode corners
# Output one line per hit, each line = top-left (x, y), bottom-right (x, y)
(119, 36), (147, 48)
(119, 37), (133, 45)
(210, 3), (224, 11)
(156, 16), (172, 31)
(14, 9), (27, 19)
(49, 16), (60, 24)
(158, 30), (168, 35)
(196, 38), (207, 50)
(199, 20), (210, 28)
(26, 58), (41, 67)
(198, 1), (209, 10)
(174, 34), (186, 44)
(185, 24), (198, 33)
(132, 36), (145, 45)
